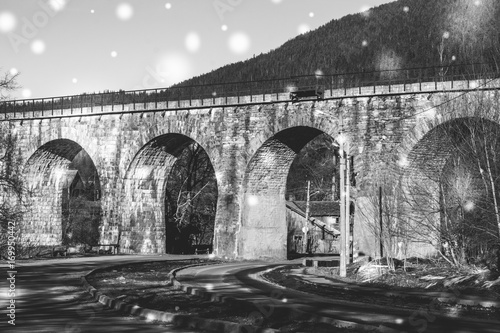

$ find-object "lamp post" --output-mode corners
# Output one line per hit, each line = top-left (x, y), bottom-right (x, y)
(337, 133), (350, 277)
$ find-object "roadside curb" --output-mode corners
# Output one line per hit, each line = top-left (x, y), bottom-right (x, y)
(284, 267), (500, 309)
(174, 265), (400, 333)
(80, 261), (277, 333)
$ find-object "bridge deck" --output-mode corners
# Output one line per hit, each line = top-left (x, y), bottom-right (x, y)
(2, 64), (500, 122)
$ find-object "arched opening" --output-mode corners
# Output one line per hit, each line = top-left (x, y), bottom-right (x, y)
(240, 126), (340, 259)
(23, 139), (101, 247)
(401, 117), (500, 265)
(121, 134), (217, 254)
(286, 133), (342, 256)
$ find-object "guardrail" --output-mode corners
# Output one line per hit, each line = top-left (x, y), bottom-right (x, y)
(1, 62), (499, 118)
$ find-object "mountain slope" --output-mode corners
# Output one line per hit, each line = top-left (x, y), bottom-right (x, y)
(180, 0), (500, 86)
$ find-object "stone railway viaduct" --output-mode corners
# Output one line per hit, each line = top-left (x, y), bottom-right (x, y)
(2, 77), (500, 259)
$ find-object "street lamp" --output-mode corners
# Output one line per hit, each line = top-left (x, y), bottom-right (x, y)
(337, 133), (350, 278)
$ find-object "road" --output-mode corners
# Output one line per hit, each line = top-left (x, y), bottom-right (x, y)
(0, 255), (202, 333)
(176, 262), (500, 333)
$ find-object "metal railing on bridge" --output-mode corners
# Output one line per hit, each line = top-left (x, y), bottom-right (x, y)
(2, 62), (500, 118)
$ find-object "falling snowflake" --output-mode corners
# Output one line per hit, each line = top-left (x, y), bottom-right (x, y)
(221, 24), (228, 31)
(474, 0), (481, 5)
(228, 31), (251, 54)
(116, 3), (134, 21)
(90, 9), (95, 14)
(185, 32), (201, 53)
(442, 31), (450, 39)
(362, 40), (368, 47)
(111, 51), (118, 57)
(9, 68), (18, 76)
(165, 3), (172, 9)
(271, 0), (283, 4)
(315, 69), (323, 78)
(72, 78), (78, 84)
(155, 53), (193, 86)
(398, 155), (409, 168)
(309, 12), (314, 18)
(403, 6), (409, 13)
(297, 23), (310, 34)
(31, 40), (46, 54)
(0, 11), (17, 33)
(22, 89), (32, 98)
(360, 5), (371, 17)
(451, 55), (456, 61)
(247, 195), (259, 206)
(464, 201), (475, 212)
(49, 0), (67, 12)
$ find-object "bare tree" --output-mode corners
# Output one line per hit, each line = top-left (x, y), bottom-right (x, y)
(165, 143), (217, 253)
(0, 70), (22, 258)
(0, 69), (19, 101)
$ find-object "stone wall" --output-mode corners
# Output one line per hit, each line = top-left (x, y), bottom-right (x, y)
(5, 86), (500, 259)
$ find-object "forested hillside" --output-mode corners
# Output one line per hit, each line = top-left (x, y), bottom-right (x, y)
(179, 0), (500, 86)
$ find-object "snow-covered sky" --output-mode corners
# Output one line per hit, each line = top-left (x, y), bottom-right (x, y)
(0, 0), (395, 99)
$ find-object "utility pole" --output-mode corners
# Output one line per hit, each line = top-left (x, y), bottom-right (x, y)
(339, 144), (347, 277)
(303, 180), (311, 254)
(379, 186), (384, 257)
(345, 147), (351, 264)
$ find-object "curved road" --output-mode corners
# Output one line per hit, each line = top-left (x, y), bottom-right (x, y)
(0, 255), (202, 333)
(176, 262), (500, 333)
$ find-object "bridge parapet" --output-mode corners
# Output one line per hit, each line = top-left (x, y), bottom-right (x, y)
(2, 63), (499, 121)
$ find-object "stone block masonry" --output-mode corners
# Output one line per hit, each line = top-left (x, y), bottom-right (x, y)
(4, 83), (500, 259)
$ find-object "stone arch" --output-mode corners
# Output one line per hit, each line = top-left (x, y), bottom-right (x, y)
(23, 139), (101, 246)
(119, 133), (217, 254)
(398, 116), (500, 257)
(237, 126), (328, 259)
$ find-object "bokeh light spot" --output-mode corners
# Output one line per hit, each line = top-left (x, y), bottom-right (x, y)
(362, 40), (368, 47)
(464, 201), (475, 212)
(9, 68), (18, 76)
(247, 195), (259, 206)
(185, 32), (201, 53)
(297, 24), (310, 34)
(0, 11), (17, 33)
(49, 0), (67, 12)
(31, 40), (46, 54)
(22, 89), (32, 98)
(116, 3), (134, 21)
(309, 12), (314, 18)
(155, 53), (193, 86)
(72, 78), (78, 84)
(360, 5), (371, 16)
(111, 51), (118, 57)
(165, 3), (172, 9)
(228, 32), (251, 54)
(221, 24), (228, 31)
